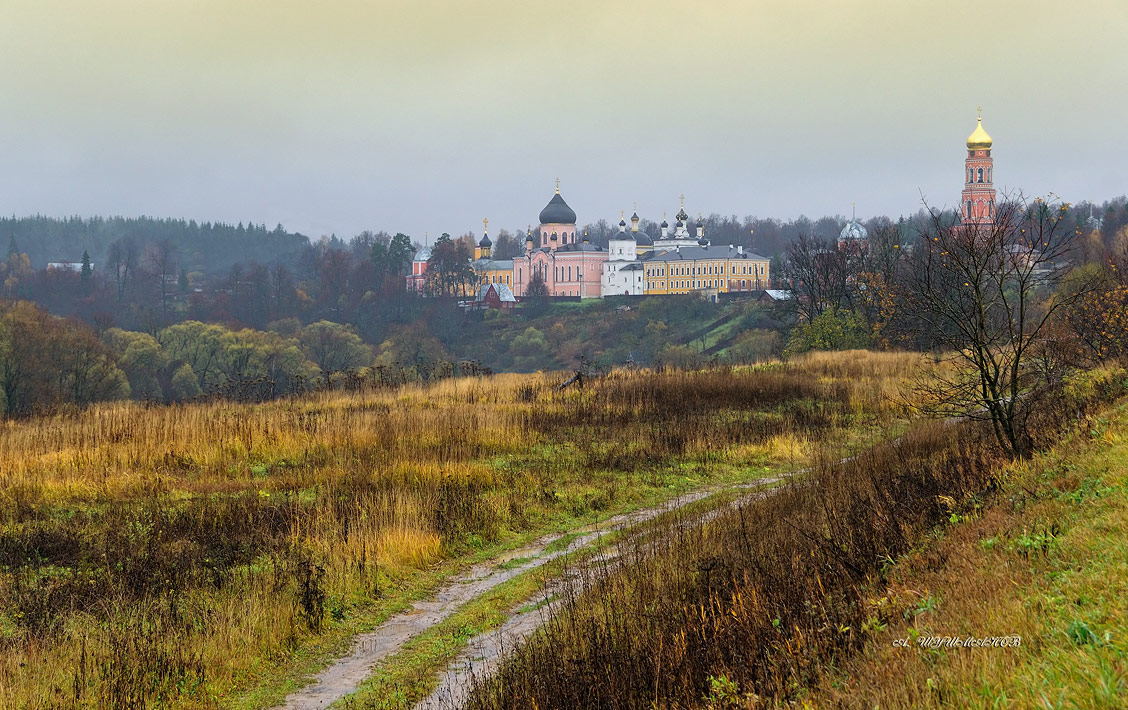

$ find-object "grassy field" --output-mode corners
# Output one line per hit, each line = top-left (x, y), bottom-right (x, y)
(796, 372), (1128, 709)
(464, 417), (1003, 709)
(0, 351), (927, 709)
(463, 367), (1128, 710)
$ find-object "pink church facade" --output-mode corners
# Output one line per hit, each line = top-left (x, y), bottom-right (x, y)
(512, 187), (608, 299)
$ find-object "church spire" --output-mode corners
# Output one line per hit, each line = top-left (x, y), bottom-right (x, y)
(961, 110), (996, 225)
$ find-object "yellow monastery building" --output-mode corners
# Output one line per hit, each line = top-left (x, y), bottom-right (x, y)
(472, 219), (514, 291)
(413, 192), (771, 301)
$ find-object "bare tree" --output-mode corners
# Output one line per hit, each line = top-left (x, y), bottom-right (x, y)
(145, 240), (177, 317)
(780, 233), (850, 324)
(106, 237), (138, 303)
(901, 195), (1097, 458)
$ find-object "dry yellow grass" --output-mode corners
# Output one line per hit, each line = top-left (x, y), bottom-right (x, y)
(0, 356), (925, 709)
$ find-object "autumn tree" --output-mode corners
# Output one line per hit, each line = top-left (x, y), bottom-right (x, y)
(510, 326), (550, 371)
(50, 321), (131, 407)
(426, 234), (475, 298)
(158, 320), (229, 389)
(0, 301), (128, 417)
(298, 321), (372, 373)
(780, 233), (850, 324)
(853, 222), (906, 346)
(900, 196), (1097, 458)
(1060, 266), (1128, 363)
(104, 328), (167, 399)
(1, 243), (32, 297)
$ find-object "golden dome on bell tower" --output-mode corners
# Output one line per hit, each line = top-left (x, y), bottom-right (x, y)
(966, 112), (992, 150)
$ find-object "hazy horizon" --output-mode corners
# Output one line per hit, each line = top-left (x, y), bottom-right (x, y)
(1, 0), (1125, 240)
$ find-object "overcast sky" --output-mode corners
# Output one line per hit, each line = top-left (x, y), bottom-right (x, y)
(1, 0), (1124, 241)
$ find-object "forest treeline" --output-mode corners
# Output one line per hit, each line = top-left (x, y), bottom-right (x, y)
(0, 301), (441, 417)
(0, 216), (309, 276)
(3, 199), (1126, 335)
(0, 293), (787, 418)
(1, 198), (1127, 419)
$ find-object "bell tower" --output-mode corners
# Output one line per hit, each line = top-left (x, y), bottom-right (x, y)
(961, 108), (996, 224)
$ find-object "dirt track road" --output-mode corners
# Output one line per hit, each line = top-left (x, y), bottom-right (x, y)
(411, 477), (788, 709)
(275, 477), (782, 709)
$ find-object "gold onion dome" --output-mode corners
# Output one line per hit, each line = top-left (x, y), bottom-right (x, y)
(966, 117), (992, 150)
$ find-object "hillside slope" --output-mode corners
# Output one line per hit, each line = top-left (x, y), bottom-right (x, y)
(798, 398), (1128, 708)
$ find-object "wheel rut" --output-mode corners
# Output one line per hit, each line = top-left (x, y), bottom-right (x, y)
(411, 477), (789, 709)
(274, 478), (775, 709)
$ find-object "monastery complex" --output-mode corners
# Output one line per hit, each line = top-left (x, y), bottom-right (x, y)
(407, 113), (998, 303)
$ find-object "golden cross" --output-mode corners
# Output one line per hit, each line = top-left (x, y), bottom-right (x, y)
(621, 209), (625, 219)
(977, 105), (982, 119)
(633, 201), (637, 213)
(679, 194), (685, 209)
(555, 177), (560, 193)
(482, 217), (488, 233)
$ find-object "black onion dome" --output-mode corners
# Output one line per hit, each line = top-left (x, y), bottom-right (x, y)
(479, 234), (492, 247)
(618, 219), (627, 227)
(676, 207), (689, 222)
(538, 192), (577, 224)
(698, 237), (708, 246)
(660, 219), (668, 228)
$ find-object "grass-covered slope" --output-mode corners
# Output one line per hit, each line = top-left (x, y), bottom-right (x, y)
(463, 367), (1128, 710)
(799, 386), (1128, 708)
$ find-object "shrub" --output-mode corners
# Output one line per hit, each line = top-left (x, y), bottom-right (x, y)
(784, 305), (871, 357)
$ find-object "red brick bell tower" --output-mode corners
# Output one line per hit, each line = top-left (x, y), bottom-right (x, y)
(961, 108), (996, 224)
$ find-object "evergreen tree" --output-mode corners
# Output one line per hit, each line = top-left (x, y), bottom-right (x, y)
(387, 233), (415, 275)
(80, 250), (93, 285)
(6, 236), (17, 259)
(524, 272), (550, 315)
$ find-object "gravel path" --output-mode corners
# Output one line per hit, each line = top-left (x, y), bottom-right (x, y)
(273, 479), (775, 710)
(411, 476), (790, 710)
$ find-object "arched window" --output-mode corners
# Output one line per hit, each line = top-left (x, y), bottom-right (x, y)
(967, 200), (974, 218)
(977, 168), (984, 183)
